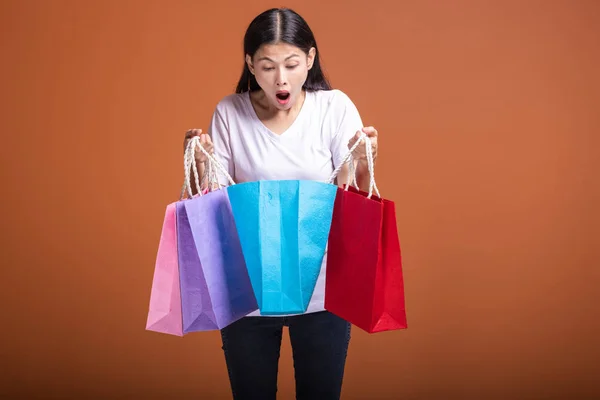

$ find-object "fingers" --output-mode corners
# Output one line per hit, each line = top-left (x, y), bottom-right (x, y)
(184, 129), (215, 162)
(347, 127), (379, 161)
(199, 133), (213, 145)
(199, 134), (214, 154)
(185, 128), (202, 139)
(186, 129), (212, 145)
(352, 127), (377, 142)
(185, 130), (213, 146)
(191, 131), (214, 162)
(361, 126), (378, 137)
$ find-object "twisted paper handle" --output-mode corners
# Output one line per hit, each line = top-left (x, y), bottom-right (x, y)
(179, 136), (236, 199)
(328, 132), (380, 199)
(180, 138), (201, 199)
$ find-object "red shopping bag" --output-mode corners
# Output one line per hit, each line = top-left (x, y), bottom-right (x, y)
(325, 135), (407, 333)
(325, 185), (407, 333)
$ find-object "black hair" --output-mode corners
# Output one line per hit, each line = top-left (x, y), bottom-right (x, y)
(235, 8), (332, 93)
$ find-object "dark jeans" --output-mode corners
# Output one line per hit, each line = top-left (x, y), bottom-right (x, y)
(220, 311), (351, 400)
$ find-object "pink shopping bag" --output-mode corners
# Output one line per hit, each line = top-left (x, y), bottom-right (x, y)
(145, 203), (183, 336)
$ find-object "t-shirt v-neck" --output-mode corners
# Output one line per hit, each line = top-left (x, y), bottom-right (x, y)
(242, 90), (312, 141)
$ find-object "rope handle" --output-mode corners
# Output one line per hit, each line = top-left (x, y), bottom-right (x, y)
(327, 132), (380, 199)
(179, 138), (201, 200)
(179, 135), (236, 200)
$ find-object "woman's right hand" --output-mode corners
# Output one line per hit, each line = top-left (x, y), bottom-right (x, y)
(184, 128), (214, 163)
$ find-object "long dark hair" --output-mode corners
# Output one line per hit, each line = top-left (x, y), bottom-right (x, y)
(235, 8), (332, 93)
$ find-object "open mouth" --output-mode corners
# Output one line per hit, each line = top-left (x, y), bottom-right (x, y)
(276, 91), (291, 104)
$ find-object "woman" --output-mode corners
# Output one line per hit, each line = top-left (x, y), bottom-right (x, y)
(184, 7), (379, 400)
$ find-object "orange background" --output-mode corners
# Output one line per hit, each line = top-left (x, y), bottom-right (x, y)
(1, 1), (599, 399)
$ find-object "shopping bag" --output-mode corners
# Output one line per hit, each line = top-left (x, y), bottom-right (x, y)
(226, 179), (338, 315)
(325, 134), (407, 333)
(145, 139), (212, 337)
(177, 137), (258, 332)
(145, 202), (183, 336)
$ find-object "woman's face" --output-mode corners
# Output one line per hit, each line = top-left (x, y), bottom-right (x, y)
(246, 42), (316, 111)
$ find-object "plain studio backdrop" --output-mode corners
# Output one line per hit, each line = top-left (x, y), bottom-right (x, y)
(1, 1), (598, 399)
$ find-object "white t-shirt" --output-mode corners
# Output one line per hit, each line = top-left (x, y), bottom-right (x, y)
(208, 88), (363, 317)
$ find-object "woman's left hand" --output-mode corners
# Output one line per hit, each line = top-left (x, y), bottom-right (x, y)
(348, 126), (378, 162)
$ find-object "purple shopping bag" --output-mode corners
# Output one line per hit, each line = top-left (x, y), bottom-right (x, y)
(145, 203), (183, 336)
(176, 188), (258, 333)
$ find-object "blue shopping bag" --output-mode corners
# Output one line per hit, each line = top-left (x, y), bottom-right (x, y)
(226, 180), (337, 315)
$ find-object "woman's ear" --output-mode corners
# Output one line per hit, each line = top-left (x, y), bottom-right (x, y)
(307, 47), (316, 70)
(245, 54), (255, 75)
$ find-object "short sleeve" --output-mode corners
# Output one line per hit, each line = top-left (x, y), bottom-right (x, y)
(329, 90), (364, 169)
(207, 105), (235, 187)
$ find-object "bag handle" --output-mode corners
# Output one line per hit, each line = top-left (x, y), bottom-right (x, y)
(179, 136), (236, 199)
(327, 132), (381, 199)
(179, 138), (202, 199)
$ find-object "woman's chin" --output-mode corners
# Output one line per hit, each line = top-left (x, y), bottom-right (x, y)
(273, 99), (294, 110)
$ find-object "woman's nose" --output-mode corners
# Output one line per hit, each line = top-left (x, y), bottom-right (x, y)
(275, 70), (288, 86)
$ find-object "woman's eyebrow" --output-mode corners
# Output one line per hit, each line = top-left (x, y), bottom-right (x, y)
(257, 54), (300, 62)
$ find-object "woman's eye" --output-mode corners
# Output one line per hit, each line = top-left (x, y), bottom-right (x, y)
(263, 67), (275, 71)
(286, 65), (298, 70)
